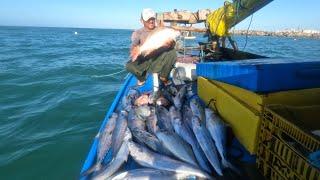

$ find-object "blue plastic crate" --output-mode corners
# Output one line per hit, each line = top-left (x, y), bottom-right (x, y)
(196, 58), (320, 92)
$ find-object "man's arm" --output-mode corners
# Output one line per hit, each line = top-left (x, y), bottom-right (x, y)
(130, 30), (141, 61)
(131, 30), (140, 51)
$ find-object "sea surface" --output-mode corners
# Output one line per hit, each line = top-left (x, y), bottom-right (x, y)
(0, 26), (320, 180)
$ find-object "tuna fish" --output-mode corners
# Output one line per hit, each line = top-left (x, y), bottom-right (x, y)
(205, 108), (240, 175)
(121, 95), (133, 112)
(182, 105), (193, 129)
(155, 105), (174, 132)
(92, 128), (132, 180)
(134, 105), (151, 120)
(191, 115), (223, 176)
(132, 129), (172, 156)
(156, 130), (198, 167)
(127, 141), (212, 179)
(127, 89), (140, 100)
(161, 88), (174, 103)
(173, 84), (191, 110)
(110, 110), (128, 158)
(156, 96), (171, 107)
(111, 168), (191, 180)
(128, 108), (145, 131)
(130, 27), (181, 61)
(171, 111), (212, 173)
(168, 86), (179, 96)
(146, 106), (159, 135)
(80, 113), (118, 178)
(190, 98), (206, 126)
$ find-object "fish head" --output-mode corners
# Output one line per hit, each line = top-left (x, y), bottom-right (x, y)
(172, 117), (182, 126)
(191, 115), (201, 127)
(156, 97), (169, 107)
(169, 105), (181, 119)
(190, 98), (197, 104)
(128, 89), (140, 99)
(149, 106), (155, 114)
(120, 110), (128, 118)
(169, 86), (178, 96)
(204, 108), (214, 117)
(111, 112), (118, 117)
(124, 127), (132, 141)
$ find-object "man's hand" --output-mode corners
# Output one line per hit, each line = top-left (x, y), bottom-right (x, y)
(162, 39), (175, 49)
(129, 46), (140, 62)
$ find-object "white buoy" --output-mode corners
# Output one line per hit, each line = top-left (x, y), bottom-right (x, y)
(74, 31), (78, 35)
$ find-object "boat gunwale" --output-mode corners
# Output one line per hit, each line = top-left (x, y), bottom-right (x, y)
(79, 74), (133, 179)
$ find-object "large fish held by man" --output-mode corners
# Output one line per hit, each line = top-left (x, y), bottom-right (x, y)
(130, 27), (181, 61)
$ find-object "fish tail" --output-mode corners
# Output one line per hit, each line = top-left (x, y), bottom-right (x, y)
(79, 163), (100, 178)
(222, 158), (242, 176)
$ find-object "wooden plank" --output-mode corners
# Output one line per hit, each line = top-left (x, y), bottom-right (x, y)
(165, 26), (207, 33)
(157, 9), (215, 24)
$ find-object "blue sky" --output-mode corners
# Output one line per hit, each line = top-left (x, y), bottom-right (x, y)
(1, 0), (319, 31)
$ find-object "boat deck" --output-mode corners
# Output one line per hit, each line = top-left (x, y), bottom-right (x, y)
(80, 72), (265, 179)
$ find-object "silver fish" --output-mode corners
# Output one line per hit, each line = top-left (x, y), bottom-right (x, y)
(146, 106), (159, 135)
(128, 108), (145, 131)
(173, 84), (190, 110)
(155, 105), (174, 132)
(156, 96), (171, 107)
(186, 82), (197, 99)
(190, 98), (206, 126)
(168, 86), (178, 96)
(80, 113), (118, 178)
(172, 113), (212, 173)
(110, 110), (128, 158)
(132, 129), (172, 156)
(191, 115), (223, 176)
(92, 128), (132, 180)
(111, 168), (192, 180)
(161, 88), (174, 103)
(128, 89), (140, 100)
(134, 105), (151, 120)
(205, 108), (240, 175)
(131, 27), (181, 61)
(156, 130), (198, 167)
(128, 141), (212, 179)
(169, 105), (182, 121)
(182, 105), (193, 129)
(121, 95), (133, 112)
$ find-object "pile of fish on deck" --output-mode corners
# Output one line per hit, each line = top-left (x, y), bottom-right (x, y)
(81, 83), (240, 180)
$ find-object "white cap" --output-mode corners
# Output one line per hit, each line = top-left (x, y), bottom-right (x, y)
(141, 8), (156, 21)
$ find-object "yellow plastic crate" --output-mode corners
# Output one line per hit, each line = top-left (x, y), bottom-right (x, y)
(210, 79), (320, 113)
(257, 105), (320, 180)
(198, 76), (320, 154)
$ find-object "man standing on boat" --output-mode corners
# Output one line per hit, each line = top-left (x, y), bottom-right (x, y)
(125, 8), (176, 86)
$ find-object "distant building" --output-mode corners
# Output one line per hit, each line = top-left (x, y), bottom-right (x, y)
(303, 30), (320, 33)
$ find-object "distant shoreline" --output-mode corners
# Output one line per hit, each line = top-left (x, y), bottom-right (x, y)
(231, 30), (320, 38)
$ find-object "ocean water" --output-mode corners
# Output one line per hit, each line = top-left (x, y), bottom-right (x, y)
(0, 26), (320, 180)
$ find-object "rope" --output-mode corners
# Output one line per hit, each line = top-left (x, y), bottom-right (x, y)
(242, 14), (253, 51)
(91, 69), (126, 78)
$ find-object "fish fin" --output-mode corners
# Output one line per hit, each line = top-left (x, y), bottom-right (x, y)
(142, 48), (155, 57)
